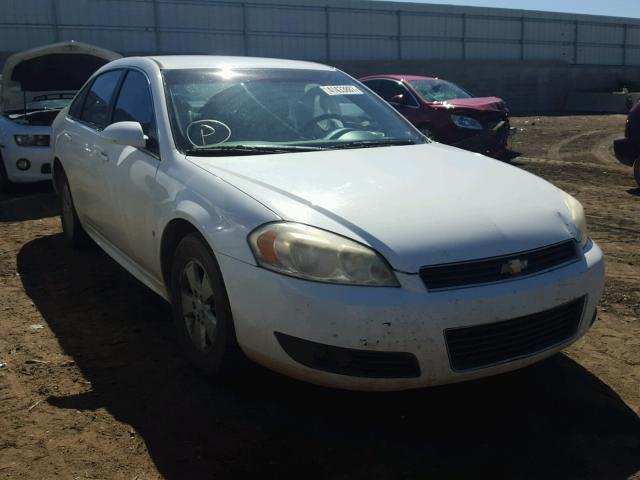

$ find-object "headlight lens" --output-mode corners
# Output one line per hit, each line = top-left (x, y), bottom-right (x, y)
(561, 191), (589, 247)
(248, 223), (400, 287)
(14, 134), (50, 147)
(451, 115), (483, 130)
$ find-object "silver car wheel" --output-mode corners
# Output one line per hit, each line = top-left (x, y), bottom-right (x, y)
(180, 259), (217, 353)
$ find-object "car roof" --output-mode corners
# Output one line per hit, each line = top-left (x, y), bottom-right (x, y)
(108, 55), (336, 71)
(360, 74), (438, 82)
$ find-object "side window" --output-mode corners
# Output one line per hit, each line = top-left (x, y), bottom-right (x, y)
(68, 81), (92, 119)
(112, 70), (158, 154)
(80, 70), (123, 129)
(372, 80), (418, 107)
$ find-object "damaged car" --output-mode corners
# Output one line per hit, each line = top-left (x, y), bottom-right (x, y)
(360, 74), (510, 156)
(53, 56), (603, 391)
(0, 41), (120, 191)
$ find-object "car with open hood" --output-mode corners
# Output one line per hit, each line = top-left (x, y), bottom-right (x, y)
(0, 41), (120, 191)
(52, 56), (603, 391)
(360, 74), (510, 156)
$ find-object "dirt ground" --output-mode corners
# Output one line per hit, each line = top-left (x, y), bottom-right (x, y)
(0, 115), (638, 480)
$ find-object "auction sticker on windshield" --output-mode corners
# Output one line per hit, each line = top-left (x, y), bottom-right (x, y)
(320, 85), (364, 95)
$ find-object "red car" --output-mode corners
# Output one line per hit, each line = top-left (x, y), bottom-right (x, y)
(360, 74), (510, 155)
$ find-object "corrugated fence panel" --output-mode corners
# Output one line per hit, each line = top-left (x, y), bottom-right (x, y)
(578, 23), (625, 45)
(1, 0), (640, 67)
(466, 42), (521, 60)
(329, 9), (397, 36)
(524, 20), (574, 42)
(158, 1), (243, 31)
(159, 31), (244, 54)
(1, 0), (54, 24)
(0, 27), (55, 51)
(330, 37), (397, 60)
(248, 4), (326, 34)
(57, 27), (156, 52)
(401, 39), (463, 60)
(524, 43), (573, 61)
(578, 46), (624, 65)
(466, 17), (522, 40)
(248, 34), (326, 59)
(56, 0), (155, 27)
(401, 14), (463, 38)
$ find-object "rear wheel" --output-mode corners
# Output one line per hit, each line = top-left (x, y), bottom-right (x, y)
(634, 159), (640, 187)
(170, 234), (244, 377)
(57, 171), (91, 249)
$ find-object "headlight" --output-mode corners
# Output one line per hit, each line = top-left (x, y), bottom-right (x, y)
(14, 134), (50, 147)
(248, 222), (399, 287)
(561, 191), (589, 247)
(451, 115), (483, 130)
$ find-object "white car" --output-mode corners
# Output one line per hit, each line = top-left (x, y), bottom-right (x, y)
(0, 41), (120, 191)
(52, 56), (604, 391)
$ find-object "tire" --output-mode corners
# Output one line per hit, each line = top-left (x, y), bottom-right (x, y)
(634, 159), (640, 187)
(57, 171), (91, 249)
(0, 153), (11, 193)
(170, 234), (244, 378)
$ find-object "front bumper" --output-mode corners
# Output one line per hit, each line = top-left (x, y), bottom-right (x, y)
(0, 143), (53, 183)
(450, 120), (510, 154)
(218, 240), (604, 391)
(613, 137), (639, 167)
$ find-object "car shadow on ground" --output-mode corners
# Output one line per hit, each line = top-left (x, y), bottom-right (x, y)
(0, 182), (58, 222)
(627, 187), (640, 197)
(17, 233), (640, 480)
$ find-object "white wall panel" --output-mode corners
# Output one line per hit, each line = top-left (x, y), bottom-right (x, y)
(248, 34), (325, 59)
(466, 17), (521, 40)
(330, 38), (397, 60)
(159, 32), (244, 54)
(1, 0), (53, 24)
(56, 0), (155, 27)
(466, 41), (520, 60)
(57, 28), (156, 52)
(401, 40), (463, 60)
(524, 21), (574, 42)
(401, 15), (463, 38)
(248, 5), (326, 34)
(329, 10), (397, 36)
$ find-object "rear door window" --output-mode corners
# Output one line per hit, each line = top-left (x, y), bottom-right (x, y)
(79, 70), (123, 129)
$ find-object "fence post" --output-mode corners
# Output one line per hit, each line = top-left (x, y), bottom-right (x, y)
(573, 20), (579, 64)
(520, 16), (525, 61)
(325, 6), (331, 62)
(151, 0), (160, 53)
(50, 0), (60, 42)
(397, 10), (402, 60)
(461, 13), (467, 60)
(242, 2), (249, 56)
(623, 24), (628, 66)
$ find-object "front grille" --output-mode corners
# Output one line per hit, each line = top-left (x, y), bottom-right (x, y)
(275, 332), (420, 378)
(445, 297), (585, 371)
(419, 240), (578, 290)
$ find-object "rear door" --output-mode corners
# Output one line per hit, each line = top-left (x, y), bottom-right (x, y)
(61, 69), (124, 234)
(98, 69), (161, 274)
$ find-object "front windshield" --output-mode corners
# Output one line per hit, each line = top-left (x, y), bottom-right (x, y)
(409, 79), (472, 103)
(162, 68), (424, 152)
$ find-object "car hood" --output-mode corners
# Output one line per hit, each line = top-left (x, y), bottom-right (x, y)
(188, 143), (577, 273)
(431, 96), (506, 112)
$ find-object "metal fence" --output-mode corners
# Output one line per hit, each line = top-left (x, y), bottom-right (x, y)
(1, 0), (640, 66)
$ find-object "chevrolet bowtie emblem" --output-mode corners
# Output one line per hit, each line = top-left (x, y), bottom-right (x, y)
(500, 258), (528, 275)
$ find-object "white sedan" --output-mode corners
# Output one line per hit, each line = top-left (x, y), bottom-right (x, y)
(52, 56), (604, 391)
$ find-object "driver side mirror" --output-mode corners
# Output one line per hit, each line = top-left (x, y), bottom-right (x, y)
(389, 94), (408, 105)
(102, 121), (147, 149)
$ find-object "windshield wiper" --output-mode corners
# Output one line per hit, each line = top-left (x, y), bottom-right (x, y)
(327, 139), (421, 150)
(184, 144), (325, 156)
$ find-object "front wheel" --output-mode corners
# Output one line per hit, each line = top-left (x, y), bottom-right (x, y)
(634, 159), (640, 187)
(170, 234), (244, 377)
(57, 172), (91, 249)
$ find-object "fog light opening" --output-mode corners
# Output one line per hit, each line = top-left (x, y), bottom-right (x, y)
(16, 158), (31, 171)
